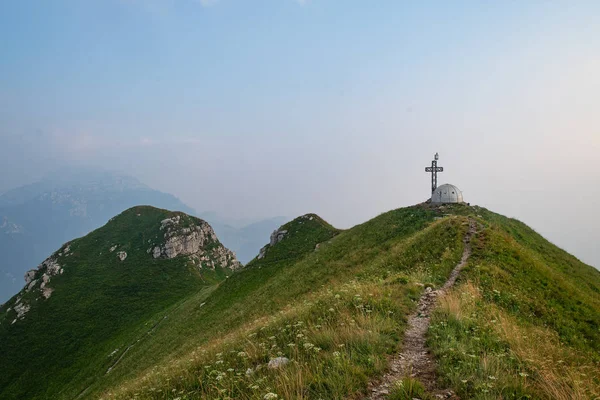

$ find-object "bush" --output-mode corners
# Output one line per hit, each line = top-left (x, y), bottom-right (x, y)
(388, 377), (432, 400)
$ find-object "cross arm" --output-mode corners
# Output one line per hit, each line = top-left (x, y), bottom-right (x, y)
(425, 167), (443, 172)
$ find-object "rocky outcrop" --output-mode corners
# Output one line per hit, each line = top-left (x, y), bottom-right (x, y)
(117, 251), (127, 261)
(13, 298), (30, 321)
(269, 229), (288, 246)
(257, 245), (268, 260)
(33, 256), (65, 300)
(148, 215), (241, 271)
(24, 270), (36, 285)
(17, 245), (69, 312)
(257, 227), (289, 260)
(27, 279), (37, 291)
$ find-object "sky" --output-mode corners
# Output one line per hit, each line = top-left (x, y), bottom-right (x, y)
(0, 1), (599, 268)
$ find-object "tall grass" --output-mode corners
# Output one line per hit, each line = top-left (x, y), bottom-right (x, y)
(387, 377), (433, 400)
(429, 282), (600, 400)
(106, 277), (418, 399)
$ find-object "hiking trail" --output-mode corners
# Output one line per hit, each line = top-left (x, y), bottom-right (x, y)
(367, 218), (478, 400)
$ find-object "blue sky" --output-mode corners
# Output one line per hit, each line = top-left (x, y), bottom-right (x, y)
(0, 1), (599, 267)
(3, 1), (593, 131)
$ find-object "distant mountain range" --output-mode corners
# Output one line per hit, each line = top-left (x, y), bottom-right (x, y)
(0, 169), (284, 303)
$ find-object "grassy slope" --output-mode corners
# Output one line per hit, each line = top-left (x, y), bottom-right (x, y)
(105, 204), (600, 400)
(427, 204), (600, 399)
(3, 203), (597, 400)
(0, 206), (232, 400)
(102, 208), (470, 399)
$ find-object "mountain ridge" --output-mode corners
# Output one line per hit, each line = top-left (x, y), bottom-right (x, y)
(1, 203), (599, 400)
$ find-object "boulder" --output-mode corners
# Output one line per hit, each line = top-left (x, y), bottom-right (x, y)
(24, 270), (36, 285)
(269, 229), (288, 246)
(267, 357), (290, 369)
(14, 299), (30, 319)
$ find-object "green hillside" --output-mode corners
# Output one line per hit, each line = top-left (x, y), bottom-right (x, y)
(428, 205), (600, 399)
(91, 206), (465, 399)
(0, 206), (240, 400)
(1, 204), (599, 400)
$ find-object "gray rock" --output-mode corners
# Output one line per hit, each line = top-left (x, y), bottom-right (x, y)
(39, 273), (51, 297)
(19, 256), (65, 300)
(269, 229), (288, 246)
(151, 216), (241, 270)
(24, 270), (36, 285)
(267, 357), (290, 369)
(160, 215), (181, 230)
(14, 299), (30, 319)
(26, 279), (37, 292)
(117, 251), (127, 261)
(41, 286), (54, 299)
(42, 259), (62, 275)
(257, 245), (268, 260)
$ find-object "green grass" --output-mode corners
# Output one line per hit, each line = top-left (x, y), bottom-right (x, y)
(426, 205), (600, 400)
(1, 203), (599, 400)
(110, 278), (414, 399)
(388, 378), (433, 400)
(104, 210), (467, 400)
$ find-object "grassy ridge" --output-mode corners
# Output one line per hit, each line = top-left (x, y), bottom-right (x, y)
(102, 210), (469, 399)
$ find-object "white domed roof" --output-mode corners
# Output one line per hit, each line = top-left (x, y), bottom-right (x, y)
(431, 184), (463, 204)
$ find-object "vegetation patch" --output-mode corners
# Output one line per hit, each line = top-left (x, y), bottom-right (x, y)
(429, 282), (600, 400)
(101, 212), (466, 399)
(3, 203), (596, 400)
(107, 278), (417, 399)
(387, 377), (433, 400)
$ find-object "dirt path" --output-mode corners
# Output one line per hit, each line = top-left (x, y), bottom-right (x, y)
(367, 219), (478, 400)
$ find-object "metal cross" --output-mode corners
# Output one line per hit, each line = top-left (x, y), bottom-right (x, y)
(425, 152), (443, 194)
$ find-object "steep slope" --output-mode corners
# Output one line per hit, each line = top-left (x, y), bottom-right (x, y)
(0, 169), (196, 303)
(0, 206), (239, 400)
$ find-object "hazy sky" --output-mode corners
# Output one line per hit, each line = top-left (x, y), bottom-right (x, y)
(1, 1), (599, 268)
